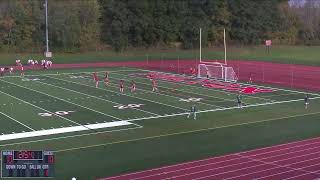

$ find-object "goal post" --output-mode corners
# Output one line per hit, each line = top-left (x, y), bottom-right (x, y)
(199, 28), (227, 65)
(197, 28), (237, 82)
(198, 63), (238, 82)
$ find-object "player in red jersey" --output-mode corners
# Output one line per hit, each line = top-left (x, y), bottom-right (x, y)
(0, 67), (4, 76)
(104, 72), (109, 87)
(151, 79), (158, 92)
(20, 66), (24, 77)
(92, 72), (99, 88)
(192, 67), (197, 76)
(119, 80), (124, 93)
(130, 80), (136, 93)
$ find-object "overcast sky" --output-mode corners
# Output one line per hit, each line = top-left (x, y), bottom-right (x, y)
(289, 0), (306, 6)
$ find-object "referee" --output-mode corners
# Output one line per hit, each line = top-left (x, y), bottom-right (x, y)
(187, 104), (197, 120)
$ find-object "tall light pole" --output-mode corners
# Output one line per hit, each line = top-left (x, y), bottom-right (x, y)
(199, 28), (202, 63)
(224, 28), (227, 65)
(45, 0), (49, 53)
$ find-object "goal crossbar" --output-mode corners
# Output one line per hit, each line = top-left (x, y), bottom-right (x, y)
(198, 63), (238, 82)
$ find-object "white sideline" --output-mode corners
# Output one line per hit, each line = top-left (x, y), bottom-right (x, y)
(124, 97), (320, 122)
(0, 121), (133, 141)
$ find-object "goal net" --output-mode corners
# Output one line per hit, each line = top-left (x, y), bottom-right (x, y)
(198, 63), (238, 82)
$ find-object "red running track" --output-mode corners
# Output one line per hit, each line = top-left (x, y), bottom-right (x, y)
(15, 59), (320, 91)
(101, 137), (320, 180)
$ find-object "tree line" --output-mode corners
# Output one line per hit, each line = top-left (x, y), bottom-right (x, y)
(0, 0), (317, 53)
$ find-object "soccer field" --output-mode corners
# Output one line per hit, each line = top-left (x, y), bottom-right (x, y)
(0, 67), (320, 179)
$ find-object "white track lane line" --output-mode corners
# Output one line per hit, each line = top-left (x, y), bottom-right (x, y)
(177, 151), (320, 180)
(130, 144), (320, 180)
(106, 137), (320, 180)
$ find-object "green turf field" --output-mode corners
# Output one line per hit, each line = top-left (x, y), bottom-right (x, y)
(0, 67), (320, 179)
(2, 45), (320, 66)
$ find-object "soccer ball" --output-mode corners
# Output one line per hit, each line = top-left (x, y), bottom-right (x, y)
(71, 177), (76, 180)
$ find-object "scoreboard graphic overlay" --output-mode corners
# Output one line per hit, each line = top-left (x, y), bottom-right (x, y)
(1, 150), (55, 178)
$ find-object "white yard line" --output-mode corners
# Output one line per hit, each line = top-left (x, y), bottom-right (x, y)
(109, 76), (224, 109)
(111, 71), (238, 102)
(0, 112), (35, 131)
(47, 75), (187, 111)
(0, 89), (84, 128)
(36, 78), (159, 116)
(0, 79), (123, 121)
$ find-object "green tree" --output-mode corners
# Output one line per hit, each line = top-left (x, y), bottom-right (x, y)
(100, 0), (129, 52)
(49, 0), (100, 52)
(227, 0), (285, 44)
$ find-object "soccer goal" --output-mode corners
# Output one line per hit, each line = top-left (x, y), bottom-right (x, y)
(197, 63), (238, 82)
(197, 28), (237, 82)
